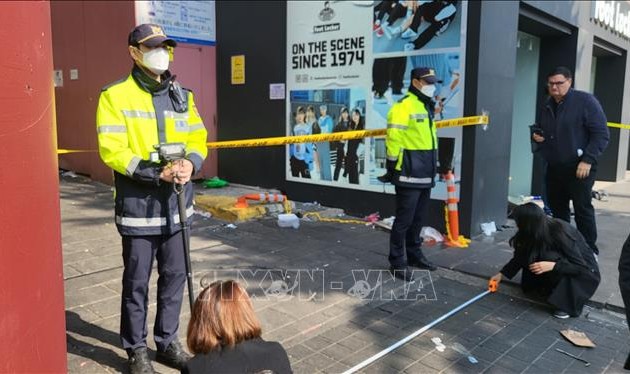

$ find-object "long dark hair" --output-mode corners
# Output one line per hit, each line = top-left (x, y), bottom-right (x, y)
(509, 203), (571, 263)
(350, 108), (364, 130)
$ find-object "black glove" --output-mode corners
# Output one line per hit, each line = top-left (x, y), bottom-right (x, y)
(377, 160), (397, 183)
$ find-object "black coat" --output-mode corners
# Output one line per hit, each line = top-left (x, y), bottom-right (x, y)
(182, 338), (292, 374)
(619, 232), (630, 330)
(501, 220), (600, 316)
(537, 89), (609, 166)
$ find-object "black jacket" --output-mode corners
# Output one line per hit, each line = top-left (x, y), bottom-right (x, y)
(619, 232), (630, 330)
(182, 338), (292, 374)
(501, 220), (600, 316)
(536, 89), (609, 166)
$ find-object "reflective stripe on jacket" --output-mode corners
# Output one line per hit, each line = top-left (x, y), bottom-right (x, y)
(386, 92), (438, 188)
(97, 71), (208, 236)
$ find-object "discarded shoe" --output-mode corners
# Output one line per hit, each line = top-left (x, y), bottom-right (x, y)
(553, 310), (570, 319)
(389, 266), (413, 282)
(128, 347), (156, 374)
(156, 340), (191, 370)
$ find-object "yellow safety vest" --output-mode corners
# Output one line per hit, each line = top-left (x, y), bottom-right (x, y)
(97, 73), (208, 235)
(386, 93), (438, 188)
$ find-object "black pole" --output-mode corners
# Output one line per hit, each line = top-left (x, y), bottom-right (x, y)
(175, 183), (195, 311)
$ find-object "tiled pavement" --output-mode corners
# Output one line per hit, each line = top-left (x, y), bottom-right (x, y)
(61, 175), (630, 373)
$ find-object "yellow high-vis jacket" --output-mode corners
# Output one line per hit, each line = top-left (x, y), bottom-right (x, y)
(97, 67), (208, 236)
(386, 91), (438, 189)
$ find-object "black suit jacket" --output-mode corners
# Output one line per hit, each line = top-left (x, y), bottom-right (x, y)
(182, 338), (292, 374)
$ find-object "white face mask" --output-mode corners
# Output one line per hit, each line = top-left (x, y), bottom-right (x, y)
(140, 47), (170, 75)
(420, 84), (436, 98)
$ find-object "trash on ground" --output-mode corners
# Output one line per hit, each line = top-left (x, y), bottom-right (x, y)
(364, 212), (380, 223)
(431, 337), (446, 352)
(560, 329), (596, 348)
(421, 226), (444, 245)
(225, 223), (237, 229)
(194, 209), (212, 218)
(592, 189), (608, 201)
(203, 176), (229, 188)
(61, 170), (78, 178)
(480, 221), (497, 236)
(277, 213), (300, 229)
(555, 348), (591, 366)
(451, 342), (478, 364)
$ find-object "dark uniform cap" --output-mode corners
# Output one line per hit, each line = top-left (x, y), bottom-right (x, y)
(128, 24), (177, 48)
(411, 67), (438, 84)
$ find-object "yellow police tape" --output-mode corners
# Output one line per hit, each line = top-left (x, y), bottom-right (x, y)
(58, 115), (489, 154)
(56, 117), (630, 154)
(607, 122), (630, 130)
(205, 115), (489, 149)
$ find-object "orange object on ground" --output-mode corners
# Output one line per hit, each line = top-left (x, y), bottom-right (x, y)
(443, 170), (471, 248)
(235, 193), (287, 208)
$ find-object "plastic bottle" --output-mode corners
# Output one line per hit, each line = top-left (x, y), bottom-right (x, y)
(277, 213), (300, 229)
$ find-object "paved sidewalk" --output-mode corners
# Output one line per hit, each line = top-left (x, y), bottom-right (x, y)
(61, 175), (630, 373)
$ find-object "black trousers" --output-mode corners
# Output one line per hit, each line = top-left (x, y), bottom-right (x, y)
(120, 232), (186, 352)
(619, 233), (630, 334)
(546, 163), (598, 254)
(389, 187), (430, 267)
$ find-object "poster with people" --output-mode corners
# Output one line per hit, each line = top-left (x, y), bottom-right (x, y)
(287, 1), (466, 199)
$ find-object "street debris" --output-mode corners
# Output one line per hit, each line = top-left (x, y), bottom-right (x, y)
(277, 213), (300, 229)
(560, 329), (596, 348)
(480, 221), (497, 236)
(421, 226), (444, 245)
(431, 337), (446, 352)
(555, 348), (591, 367)
(451, 342), (478, 364)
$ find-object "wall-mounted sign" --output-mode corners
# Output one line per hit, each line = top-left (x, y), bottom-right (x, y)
(231, 55), (245, 85)
(270, 83), (286, 100)
(135, 1), (216, 46)
(592, 0), (630, 39)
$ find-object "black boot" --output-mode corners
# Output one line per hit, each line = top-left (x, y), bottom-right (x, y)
(408, 252), (437, 271)
(128, 347), (155, 374)
(624, 351), (630, 370)
(156, 340), (191, 370)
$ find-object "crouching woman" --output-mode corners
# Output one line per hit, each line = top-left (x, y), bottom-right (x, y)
(490, 203), (600, 319)
(184, 280), (292, 373)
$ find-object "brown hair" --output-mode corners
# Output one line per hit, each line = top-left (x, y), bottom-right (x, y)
(187, 280), (262, 354)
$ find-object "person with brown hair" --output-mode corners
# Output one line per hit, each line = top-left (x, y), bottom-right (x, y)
(183, 280), (292, 373)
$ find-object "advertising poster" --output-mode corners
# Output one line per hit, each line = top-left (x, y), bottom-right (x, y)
(287, 1), (467, 199)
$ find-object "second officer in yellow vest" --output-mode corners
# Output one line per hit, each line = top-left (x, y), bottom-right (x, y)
(96, 24), (207, 374)
(381, 67), (439, 282)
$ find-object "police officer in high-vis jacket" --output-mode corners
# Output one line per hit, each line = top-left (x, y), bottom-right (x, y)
(97, 24), (207, 374)
(379, 67), (439, 282)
